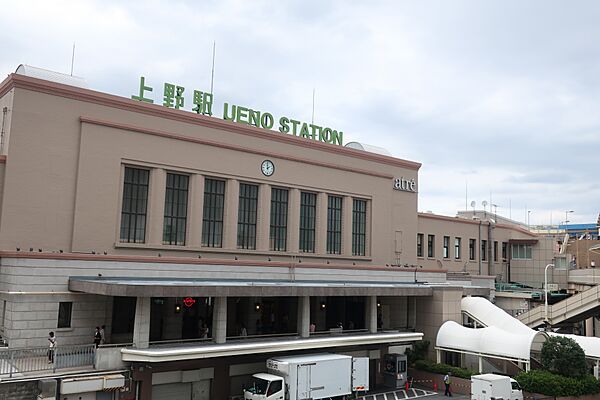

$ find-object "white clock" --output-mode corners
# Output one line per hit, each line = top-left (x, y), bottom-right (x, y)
(261, 160), (274, 176)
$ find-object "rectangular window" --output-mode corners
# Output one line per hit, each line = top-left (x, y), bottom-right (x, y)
(502, 242), (508, 260)
(202, 178), (225, 247)
(511, 244), (533, 259)
(162, 173), (189, 245)
(299, 192), (316, 253)
(120, 167), (149, 243)
(270, 188), (288, 251)
(493, 241), (498, 262)
(417, 234), (424, 257)
(469, 239), (476, 261)
(454, 237), (461, 259)
(443, 236), (450, 258)
(352, 199), (367, 256)
(427, 234), (435, 258)
(327, 196), (343, 254)
(237, 183), (258, 249)
(57, 302), (72, 329)
(481, 240), (487, 261)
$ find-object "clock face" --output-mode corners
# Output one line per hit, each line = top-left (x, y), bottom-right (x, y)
(261, 160), (274, 176)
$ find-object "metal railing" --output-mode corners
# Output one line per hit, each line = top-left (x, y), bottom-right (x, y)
(0, 344), (96, 378)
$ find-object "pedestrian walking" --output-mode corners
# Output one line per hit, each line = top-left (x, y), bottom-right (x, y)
(93, 326), (102, 348)
(99, 325), (106, 345)
(443, 372), (452, 396)
(47, 332), (56, 364)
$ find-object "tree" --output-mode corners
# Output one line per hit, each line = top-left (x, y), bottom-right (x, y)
(405, 340), (430, 365)
(540, 336), (587, 378)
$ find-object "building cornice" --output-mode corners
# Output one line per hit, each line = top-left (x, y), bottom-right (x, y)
(0, 74), (421, 171)
(0, 251), (446, 273)
(418, 212), (538, 237)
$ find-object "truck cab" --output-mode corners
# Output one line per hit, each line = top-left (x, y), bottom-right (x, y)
(244, 373), (284, 400)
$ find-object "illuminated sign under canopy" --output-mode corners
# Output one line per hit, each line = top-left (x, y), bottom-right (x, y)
(131, 77), (344, 146)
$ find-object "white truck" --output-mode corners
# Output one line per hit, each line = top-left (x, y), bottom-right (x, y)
(471, 373), (523, 400)
(243, 353), (369, 400)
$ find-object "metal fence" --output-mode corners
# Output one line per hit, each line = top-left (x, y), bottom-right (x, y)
(0, 344), (96, 378)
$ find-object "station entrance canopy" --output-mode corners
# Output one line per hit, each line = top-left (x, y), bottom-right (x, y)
(69, 276), (435, 297)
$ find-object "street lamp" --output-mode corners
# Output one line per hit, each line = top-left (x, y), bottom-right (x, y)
(544, 263), (555, 326)
(565, 210), (574, 234)
(527, 210), (531, 229)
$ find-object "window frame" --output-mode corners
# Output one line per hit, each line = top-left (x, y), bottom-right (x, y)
(326, 195), (343, 254)
(469, 239), (476, 261)
(299, 192), (317, 253)
(237, 183), (259, 250)
(119, 166), (150, 243)
(417, 233), (424, 257)
(202, 178), (226, 247)
(57, 301), (73, 329)
(427, 234), (435, 258)
(443, 236), (450, 259)
(269, 187), (289, 251)
(162, 172), (189, 246)
(454, 237), (461, 260)
(352, 198), (367, 256)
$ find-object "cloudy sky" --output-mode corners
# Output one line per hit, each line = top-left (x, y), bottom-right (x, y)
(1, 0), (598, 226)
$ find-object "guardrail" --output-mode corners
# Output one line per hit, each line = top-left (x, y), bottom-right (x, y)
(0, 344), (96, 378)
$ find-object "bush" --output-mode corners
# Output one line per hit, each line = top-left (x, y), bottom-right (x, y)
(413, 359), (477, 380)
(405, 340), (429, 365)
(515, 370), (600, 397)
(541, 336), (587, 378)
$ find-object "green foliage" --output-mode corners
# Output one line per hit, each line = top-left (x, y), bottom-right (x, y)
(413, 359), (476, 380)
(405, 340), (430, 365)
(515, 370), (600, 397)
(541, 336), (587, 378)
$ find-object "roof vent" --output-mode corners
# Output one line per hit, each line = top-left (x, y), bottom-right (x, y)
(344, 141), (392, 156)
(15, 64), (88, 89)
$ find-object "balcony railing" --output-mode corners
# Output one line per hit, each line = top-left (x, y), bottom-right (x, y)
(0, 344), (96, 378)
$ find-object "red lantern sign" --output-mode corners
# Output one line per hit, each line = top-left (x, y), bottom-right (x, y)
(183, 297), (196, 307)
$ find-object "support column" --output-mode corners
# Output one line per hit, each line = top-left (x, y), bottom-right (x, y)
(132, 297), (151, 349)
(213, 361), (230, 400)
(288, 189), (301, 254)
(257, 184), (271, 251)
(366, 295), (377, 333)
(342, 196), (353, 256)
(147, 169), (167, 246)
(586, 317), (594, 336)
(212, 297), (227, 344)
(478, 356), (482, 373)
(132, 365), (152, 400)
(436, 349), (441, 364)
(298, 296), (310, 338)
(315, 193), (328, 254)
(223, 179), (239, 249)
(187, 174), (205, 247)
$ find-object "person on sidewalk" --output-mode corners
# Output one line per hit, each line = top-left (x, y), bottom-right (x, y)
(443, 372), (452, 396)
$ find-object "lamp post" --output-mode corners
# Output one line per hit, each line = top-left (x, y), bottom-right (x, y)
(544, 263), (555, 326)
(527, 210), (531, 229)
(565, 210), (574, 234)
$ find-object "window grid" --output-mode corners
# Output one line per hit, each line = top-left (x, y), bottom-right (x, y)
(237, 183), (258, 250)
(427, 235), (435, 258)
(469, 239), (476, 261)
(502, 242), (508, 260)
(511, 244), (533, 259)
(327, 196), (343, 254)
(163, 173), (189, 245)
(443, 236), (450, 258)
(299, 192), (317, 253)
(352, 199), (367, 256)
(493, 241), (498, 262)
(58, 302), (73, 329)
(270, 188), (288, 251)
(202, 178), (225, 247)
(481, 240), (487, 261)
(455, 237), (461, 259)
(417, 234), (424, 257)
(120, 167), (149, 243)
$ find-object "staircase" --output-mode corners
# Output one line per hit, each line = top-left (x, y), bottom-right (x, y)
(518, 285), (600, 328)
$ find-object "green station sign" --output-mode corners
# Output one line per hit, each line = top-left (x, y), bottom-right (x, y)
(131, 77), (343, 146)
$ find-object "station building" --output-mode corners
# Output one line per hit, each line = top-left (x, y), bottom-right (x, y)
(0, 66), (559, 400)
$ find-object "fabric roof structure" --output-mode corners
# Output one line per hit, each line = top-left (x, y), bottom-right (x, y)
(436, 321), (546, 362)
(438, 296), (600, 363)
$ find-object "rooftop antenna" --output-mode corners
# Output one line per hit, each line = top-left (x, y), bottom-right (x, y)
(210, 41), (216, 95)
(311, 88), (315, 124)
(70, 42), (75, 76)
